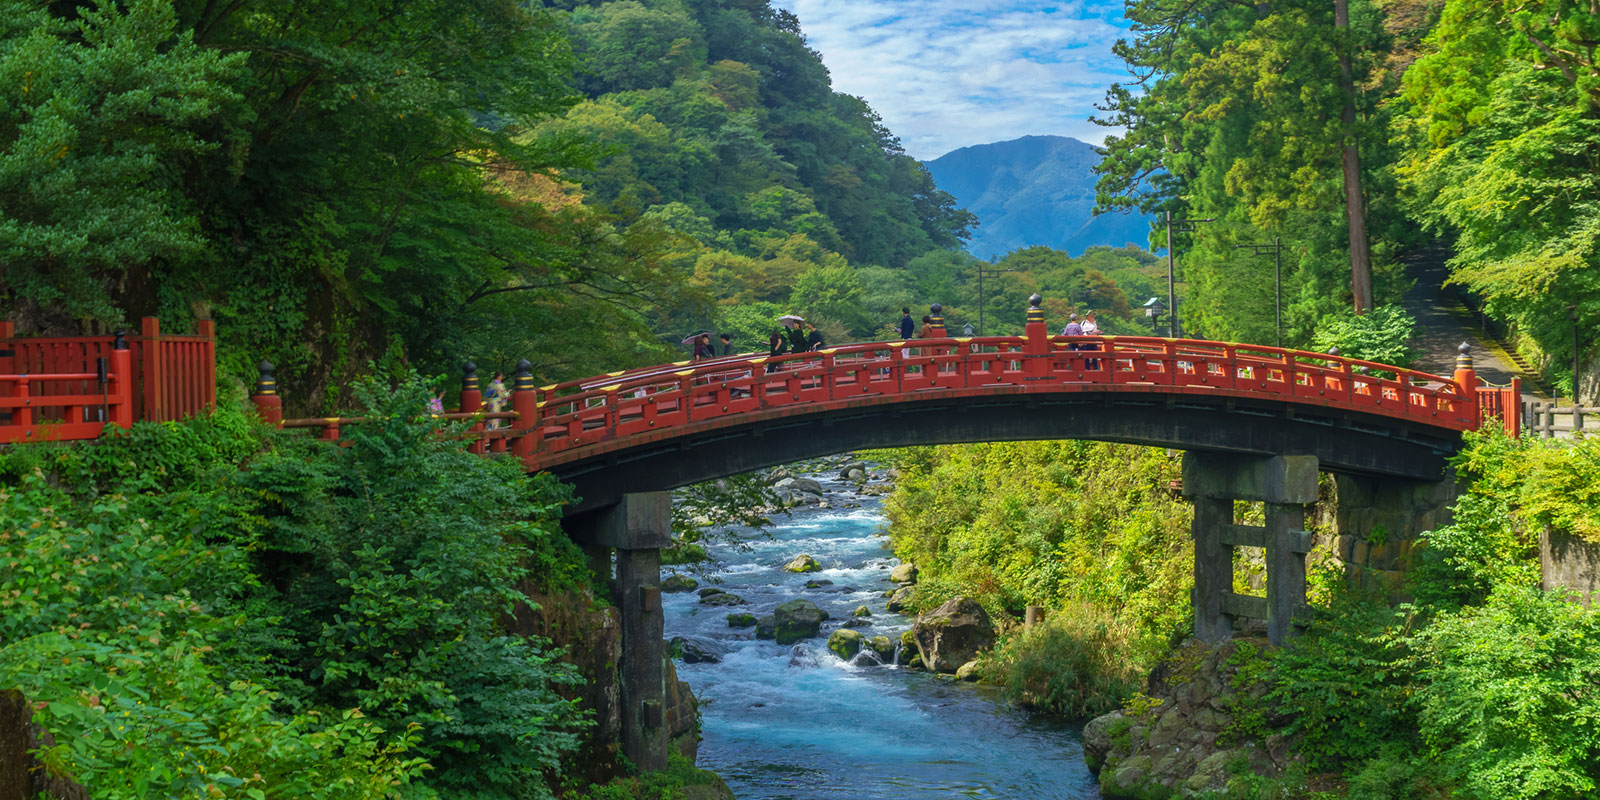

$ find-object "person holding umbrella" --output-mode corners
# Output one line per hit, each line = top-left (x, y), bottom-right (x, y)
(684, 331), (715, 360)
(781, 315), (808, 355)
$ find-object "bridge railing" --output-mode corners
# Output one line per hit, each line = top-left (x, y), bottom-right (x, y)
(524, 331), (1484, 469)
(247, 321), (1510, 468)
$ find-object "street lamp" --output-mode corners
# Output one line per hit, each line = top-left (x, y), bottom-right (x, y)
(975, 266), (1017, 336)
(1164, 212), (1215, 339)
(1143, 296), (1167, 335)
(1234, 237), (1286, 348)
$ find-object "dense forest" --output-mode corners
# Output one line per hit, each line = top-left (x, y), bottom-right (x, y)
(1094, 0), (1599, 396)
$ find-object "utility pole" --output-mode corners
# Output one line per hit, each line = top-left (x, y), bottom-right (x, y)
(1235, 237), (1286, 348)
(1164, 212), (1215, 339)
(1570, 305), (1582, 405)
(975, 267), (1017, 336)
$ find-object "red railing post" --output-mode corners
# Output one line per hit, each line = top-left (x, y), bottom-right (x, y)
(108, 332), (134, 431)
(140, 316), (164, 422)
(460, 361), (484, 454)
(511, 359), (538, 459)
(1023, 293), (1049, 379)
(1452, 342), (1478, 424)
(198, 319), (217, 413)
(250, 359), (283, 425)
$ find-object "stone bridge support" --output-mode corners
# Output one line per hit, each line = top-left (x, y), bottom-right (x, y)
(1322, 474), (1456, 599)
(566, 492), (671, 771)
(1183, 453), (1319, 645)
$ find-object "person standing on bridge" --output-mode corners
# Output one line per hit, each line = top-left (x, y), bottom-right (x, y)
(692, 333), (715, 360)
(1061, 314), (1085, 361)
(804, 321), (824, 351)
(1081, 312), (1101, 369)
(898, 307), (915, 340)
(786, 317), (809, 356)
(720, 333), (734, 356)
(485, 371), (507, 429)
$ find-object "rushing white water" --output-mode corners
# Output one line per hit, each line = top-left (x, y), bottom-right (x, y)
(664, 469), (1101, 799)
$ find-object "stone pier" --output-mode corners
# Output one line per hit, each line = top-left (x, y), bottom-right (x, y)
(1183, 453), (1318, 645)
(566, 492), (671, 771)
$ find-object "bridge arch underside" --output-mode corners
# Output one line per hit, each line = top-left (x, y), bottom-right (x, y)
(550, 390), (1461, 515)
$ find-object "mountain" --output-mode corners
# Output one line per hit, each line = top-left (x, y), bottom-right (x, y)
(924, 135), (1155, 260)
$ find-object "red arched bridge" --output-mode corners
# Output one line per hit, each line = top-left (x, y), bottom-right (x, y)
(247, 315), (1516, 513)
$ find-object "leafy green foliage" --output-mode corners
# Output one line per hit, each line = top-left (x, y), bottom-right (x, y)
(1, 380), (592, 799)
(1413, 585), (1600, 800)
(1310, 305), (1417, 368)
(879, 441), (1192, 703)
(1400, 1), (1600, 397)
(982, 602), (1146, 719)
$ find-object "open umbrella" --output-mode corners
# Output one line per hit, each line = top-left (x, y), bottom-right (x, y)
(778, 314), (805, 324)
(681, 330), (712, 344)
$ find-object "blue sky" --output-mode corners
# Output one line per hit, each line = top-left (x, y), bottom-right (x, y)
(772, 0), (1133, 160)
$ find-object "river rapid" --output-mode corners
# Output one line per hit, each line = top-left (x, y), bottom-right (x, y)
(663, 464), (1101, 799)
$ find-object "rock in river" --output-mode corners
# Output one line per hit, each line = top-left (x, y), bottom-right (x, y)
(867, 635), (894, 662)
(662, 574), (699, 592)
(784, 554), (822, 573)
(726, 613), (758, 628)
(773, 598), (827, 644)
(698, 587), (725, 598)
(755, 615), (777, 640)
(773, 476), (824, 495)
(804, 578), (834, 589)
(886, 586), (915, 613)
(912, 596), (995, 674)
(889, 563), (918, 585)
(852, 605), (872, 617)
(700, 592), (748, 606)
(827, 628), (864, 660)
(671, 636), (722, 664)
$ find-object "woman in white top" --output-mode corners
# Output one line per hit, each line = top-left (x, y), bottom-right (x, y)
(1081, 313), (1100, 335)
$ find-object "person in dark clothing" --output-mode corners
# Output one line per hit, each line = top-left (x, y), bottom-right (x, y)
(804, 321), (824, 351)
(898, 307), (915, 339)
(720, 333), (734, 355)
(786, 319), (809, 355)
(692, 333), (715, 360)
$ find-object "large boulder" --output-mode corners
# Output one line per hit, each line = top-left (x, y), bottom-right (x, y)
(837, 460), (867, 478)
(886, 586), (915, 613)
(773, 598), (827, 644)
(911, 597), (996, 674)
(755, 615), (777, 640)
(661, 574), (699, 593)
(1082, 710), (1124, 773)
(670, 636), (723, 664)
(773, 476), (824, 495)
(700, 592), (748, 606)
(827, 628), (864, 660)
(697, 587), (725, 598)
(851, 605), (872, 617)
(889, 563), (918, 584)
(784, 554), (822, 573)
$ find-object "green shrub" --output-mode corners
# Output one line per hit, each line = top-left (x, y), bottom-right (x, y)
(985, 603), (1148, 718)
(1413, 585), (1600, 800)
(1310, 305), (1416, 370)
(1265, 599), (1418, 771)
(0, 475), (426, 798)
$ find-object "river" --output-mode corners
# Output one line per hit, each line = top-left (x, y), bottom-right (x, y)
(663, 464), (1101, 799)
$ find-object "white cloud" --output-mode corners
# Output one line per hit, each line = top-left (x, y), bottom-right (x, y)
(774, 0), (1131, 159)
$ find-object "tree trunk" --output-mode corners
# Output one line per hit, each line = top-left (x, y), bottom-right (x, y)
(1335, 0), (1373, 314)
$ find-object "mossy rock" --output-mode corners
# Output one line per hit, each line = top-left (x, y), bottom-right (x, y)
(868, 635), (893, 661)
(827, 628), (864, 660)
(784, 554), (823, 573)
(852, 605), (872, 617)
(700, 592), (748, 606)
(661, 574), (699, 592)
(756, 615), (777, 640)
(726, 613), (758, 628)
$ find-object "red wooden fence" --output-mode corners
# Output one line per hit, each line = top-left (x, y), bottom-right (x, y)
(0, 318), (216, 443)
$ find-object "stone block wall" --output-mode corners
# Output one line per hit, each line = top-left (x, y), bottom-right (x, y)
(1542, 525), (1600, 605)
(1319, 474), (1457, 599)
